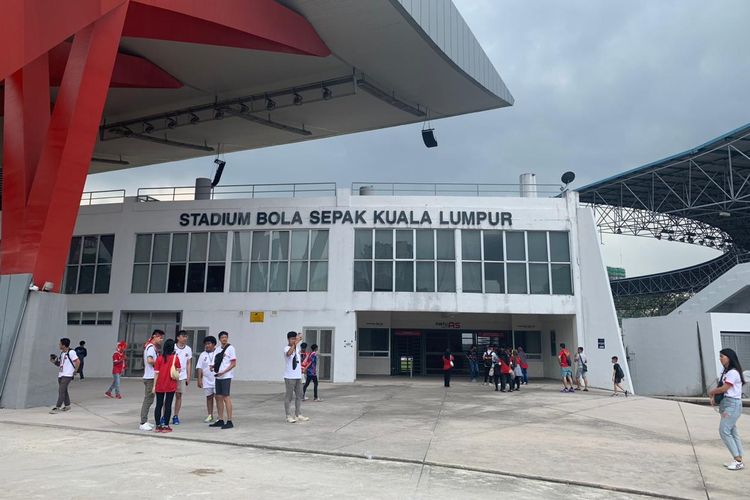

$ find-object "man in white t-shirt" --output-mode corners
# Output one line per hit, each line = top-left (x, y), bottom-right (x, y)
(49, 338), (80, 413)
(139, 329), (164, 431)
(283, 331), (309, 423)
(196, 335), (218, 423)
(209, 331), (236, 429)
(172, 330), (193, 425)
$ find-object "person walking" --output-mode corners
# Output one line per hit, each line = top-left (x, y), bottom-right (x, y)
(518, 346), (529, 384)
(511, 349), (523, 391)
(575, 346), (589, 391)
(559, 343), (574, 393)
(708, 348), (745, 470)
(105, 341), (127, 399)
(74, 340), (87, 380)
(611, 356), (629, 397)
(284, 331), (309, 423)
(467, 345), (479, 382)
(172, 330), (193, 425)
(152, 338), (181, 433)
(483, 345), (494, 386)
(499, 348), (513, 392)
(139, 329), (164, 431)
(442, 349), (454, 387)
(302, 343), (320, 402)
(196, 336), (217, 423)
(49, 338), (80, 413)
(210, 331), (237, 429)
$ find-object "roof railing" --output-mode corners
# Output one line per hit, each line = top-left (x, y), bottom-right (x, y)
(351, 182), (562, 197)
(136, 182), (337, 202)
(80, 189), (126, 205)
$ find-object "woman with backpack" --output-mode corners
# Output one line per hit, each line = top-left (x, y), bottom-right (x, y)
(708, 348), (745, 470)
(442, 349), (454, 387)
(152, 338), (181, 433)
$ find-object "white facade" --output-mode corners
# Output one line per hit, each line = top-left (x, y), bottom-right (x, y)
(624, 263), (750, 396)
(64, 188), (629, 389)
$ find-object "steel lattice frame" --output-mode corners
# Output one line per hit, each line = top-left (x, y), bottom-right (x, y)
(578, 123), (750, 297)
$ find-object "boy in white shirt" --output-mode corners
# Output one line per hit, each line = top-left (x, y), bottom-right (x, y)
(49, 338), (80, 413)
(172, 330), (193, 425)
(284, 331), (309, 423)
(196, 335), (218, 423)
(209, 331), (236, 429)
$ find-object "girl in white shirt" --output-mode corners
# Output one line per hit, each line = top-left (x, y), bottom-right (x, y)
(708, 348), (745, 470)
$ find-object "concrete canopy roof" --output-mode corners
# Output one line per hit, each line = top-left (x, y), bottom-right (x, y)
(0, 0), (512, 174)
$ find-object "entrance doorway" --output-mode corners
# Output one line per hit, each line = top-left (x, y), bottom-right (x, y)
(118, 311), (181, 377)
(303, 327), (333, 381)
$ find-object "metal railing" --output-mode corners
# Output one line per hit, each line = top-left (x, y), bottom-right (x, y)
(351, 182), (563, 197)
(136, 182), (337, 202)
(80, 189), (126, 205)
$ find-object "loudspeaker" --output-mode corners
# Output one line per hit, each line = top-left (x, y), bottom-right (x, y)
(422, 128), (438, 148)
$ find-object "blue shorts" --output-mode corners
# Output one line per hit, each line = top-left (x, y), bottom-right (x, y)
(561, 367), (573, 378)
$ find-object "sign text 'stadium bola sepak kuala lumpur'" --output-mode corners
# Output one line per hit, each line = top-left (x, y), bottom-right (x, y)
(179, 209), (513, 227)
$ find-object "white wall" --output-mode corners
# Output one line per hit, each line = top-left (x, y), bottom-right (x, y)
(623, 314), (712, 396)
(575, 203), (632, 391)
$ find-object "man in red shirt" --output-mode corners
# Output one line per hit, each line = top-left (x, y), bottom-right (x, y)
(559, 343), (574, 393)
(106, 341), (127, 399)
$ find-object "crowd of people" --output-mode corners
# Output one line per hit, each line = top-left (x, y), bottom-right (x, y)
(48, 334), (744, 470)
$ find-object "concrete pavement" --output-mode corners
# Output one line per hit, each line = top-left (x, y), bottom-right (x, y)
(0, 376), (746, 499)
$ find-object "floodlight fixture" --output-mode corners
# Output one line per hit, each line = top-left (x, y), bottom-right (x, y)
(143, 122), (155, 134)
(322, 86), (332, 100)
(189, 113), (200, 124)
(293, 92), (303, 105)
(167, 117), (177, 129)
(266, 95), (276, 111)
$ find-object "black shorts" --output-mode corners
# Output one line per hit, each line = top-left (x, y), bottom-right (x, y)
(215, 378), (232, 396)
(614, 377), (623, 384)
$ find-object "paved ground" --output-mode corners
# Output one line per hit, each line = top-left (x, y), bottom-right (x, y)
(0, 376), (746, 499)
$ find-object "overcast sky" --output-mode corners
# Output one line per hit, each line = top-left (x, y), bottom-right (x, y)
(85, 0), (748, 277)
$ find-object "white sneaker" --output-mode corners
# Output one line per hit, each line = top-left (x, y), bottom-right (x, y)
(727, 460), (745, 470)
(286, 416), (297, 423)
(139, 422), (154, 431)
(204, 415), (214, 423)
(49, 407), (60, 414)
(296, 415), (310, 422)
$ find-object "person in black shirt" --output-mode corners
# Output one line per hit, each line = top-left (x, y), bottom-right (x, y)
(467, 345), (479, 382)
(611, 356), (629, 397)
(74, 341), (88, 380)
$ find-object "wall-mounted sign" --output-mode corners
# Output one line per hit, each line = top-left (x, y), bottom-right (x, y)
(435, 321), (462, 329)
(250, 311), (264, 323)
(598, 338), (605, 349)
(179, 209), (513, 228)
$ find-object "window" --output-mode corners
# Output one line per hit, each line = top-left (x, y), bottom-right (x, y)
(132, 232), (227, 293)
(458, 230), (572, 295)
(358, 328), (389, 357)
(513, 331), (542, 359)
(63, 235), (114, 294)
(231, 230), (328, 292)
(67, 311), (113, 325)
(354, 229), (456, 292)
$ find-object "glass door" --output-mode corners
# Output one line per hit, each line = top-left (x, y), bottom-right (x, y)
(303, 328), (333, 381)
(181, 327), (208, 378)
(118, 311), (181, 376)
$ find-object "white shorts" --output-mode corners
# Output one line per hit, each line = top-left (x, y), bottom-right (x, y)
(203, 387), (215, 397)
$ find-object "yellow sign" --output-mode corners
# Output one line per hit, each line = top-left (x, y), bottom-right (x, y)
(250, 311), (264, 323)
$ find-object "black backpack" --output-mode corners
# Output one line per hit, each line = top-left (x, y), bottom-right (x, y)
(213, 344), (231, 373)
(615, 364), (625, 379)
